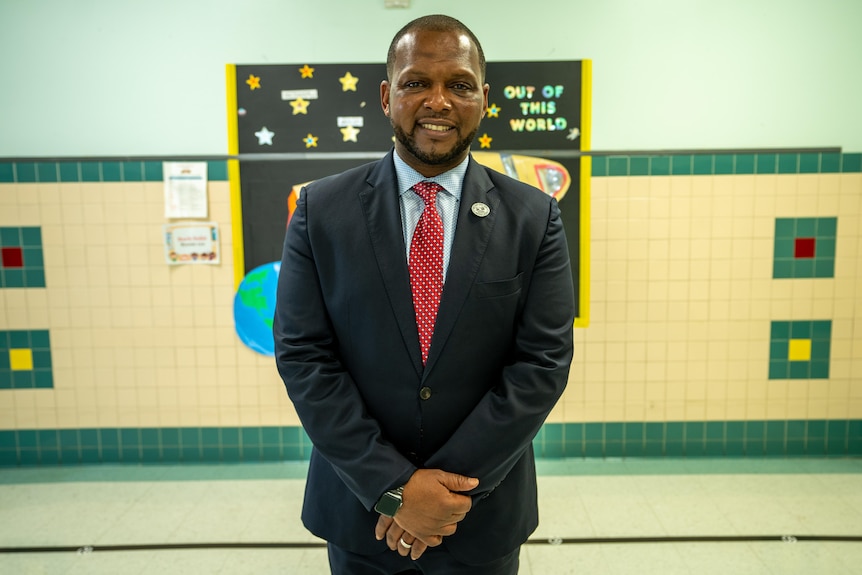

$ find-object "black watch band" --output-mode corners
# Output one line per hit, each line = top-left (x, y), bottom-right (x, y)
(374, 486), (404, 517)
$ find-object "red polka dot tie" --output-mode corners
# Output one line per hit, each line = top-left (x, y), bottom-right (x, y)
(409, 181), (444, 365)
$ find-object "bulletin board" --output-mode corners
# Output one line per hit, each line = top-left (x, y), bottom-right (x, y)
(226, 60), (591, 327)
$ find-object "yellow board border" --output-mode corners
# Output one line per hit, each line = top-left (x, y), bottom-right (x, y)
(225, 64), (245, 290)
(575, 59), (592, 328)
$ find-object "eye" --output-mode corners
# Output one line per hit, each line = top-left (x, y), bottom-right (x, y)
(452, 82), (472, 91)
(402, 80), (424, 89)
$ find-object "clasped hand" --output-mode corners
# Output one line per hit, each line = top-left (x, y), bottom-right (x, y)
(374, 468), (478, 560)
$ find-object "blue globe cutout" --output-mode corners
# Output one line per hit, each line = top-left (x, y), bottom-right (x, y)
(234, 262), (280, 356)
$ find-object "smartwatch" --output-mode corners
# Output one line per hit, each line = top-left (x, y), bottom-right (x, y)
(374, 486), (404, 517)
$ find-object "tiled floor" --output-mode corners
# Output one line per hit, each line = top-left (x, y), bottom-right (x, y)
(1, 458), (860, 574)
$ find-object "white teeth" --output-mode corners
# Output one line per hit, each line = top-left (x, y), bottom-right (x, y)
(421, 124), (451, 132)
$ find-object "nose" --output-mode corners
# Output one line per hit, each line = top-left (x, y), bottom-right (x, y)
(424, 84), (452, 112)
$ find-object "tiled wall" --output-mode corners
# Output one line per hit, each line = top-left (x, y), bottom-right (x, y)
(546, 152), (862, 457)
(0, 154), (860, 464)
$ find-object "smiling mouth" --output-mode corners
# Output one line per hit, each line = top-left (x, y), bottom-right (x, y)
(420, 123), (453, 132)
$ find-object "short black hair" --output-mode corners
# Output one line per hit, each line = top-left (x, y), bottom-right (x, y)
(386, 14), (486, 82)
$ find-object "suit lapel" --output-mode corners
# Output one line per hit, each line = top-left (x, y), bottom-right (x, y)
(359, 152), (425, 376)
(425, 159), (498, 373)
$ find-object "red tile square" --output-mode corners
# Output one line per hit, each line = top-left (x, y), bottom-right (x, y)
(794, 237), (815, 259)
(1, 247), (24, 268)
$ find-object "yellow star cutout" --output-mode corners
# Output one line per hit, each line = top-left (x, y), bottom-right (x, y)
(303, 133), (319, 148)
(478, 133), (493, 149)
(340, 125), (360, 142)
(339, 71), (359, 92)
(246, 74), (261, 90)
(486, 103), (500, 118)
(290, 97), (310, 115)
(298, 64), (314, 79)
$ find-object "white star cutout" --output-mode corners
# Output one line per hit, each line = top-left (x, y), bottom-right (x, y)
(255, 127), (275, 145)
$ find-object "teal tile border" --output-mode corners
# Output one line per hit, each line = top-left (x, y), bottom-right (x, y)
(0, 426), (315, 466)
(1, 420), (859, 465)
(532, 419), (861, 458)
(1, 153), (860, 183)
(589, 152), (862, 177)
(0, 160), (229, 183)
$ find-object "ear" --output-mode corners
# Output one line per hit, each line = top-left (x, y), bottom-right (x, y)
(481, 83), (490, 118)
(380, 80), (391, 117)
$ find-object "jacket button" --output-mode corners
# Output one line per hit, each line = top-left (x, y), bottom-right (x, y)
(419, 386), (432, 400)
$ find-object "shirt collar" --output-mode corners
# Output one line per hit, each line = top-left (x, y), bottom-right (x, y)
(393, 149), (468, 201)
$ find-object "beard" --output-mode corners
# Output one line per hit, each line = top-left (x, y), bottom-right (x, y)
(391, 121), (478, 166)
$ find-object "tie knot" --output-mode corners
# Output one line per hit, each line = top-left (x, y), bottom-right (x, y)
(412, 181), (443, 206)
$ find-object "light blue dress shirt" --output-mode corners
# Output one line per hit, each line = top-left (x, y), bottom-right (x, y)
(393, 151), (468, 281)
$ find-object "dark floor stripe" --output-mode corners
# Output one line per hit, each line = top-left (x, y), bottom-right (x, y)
(2, 535), (860, 554)
(526, 535), (862, 544)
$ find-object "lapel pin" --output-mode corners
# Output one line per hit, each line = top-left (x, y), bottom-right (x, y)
(471, 202), (490, 218)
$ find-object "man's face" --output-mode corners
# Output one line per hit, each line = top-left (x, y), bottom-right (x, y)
(381, 29), (489, 177)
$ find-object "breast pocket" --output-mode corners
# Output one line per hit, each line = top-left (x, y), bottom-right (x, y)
(474, 272), (523, 299)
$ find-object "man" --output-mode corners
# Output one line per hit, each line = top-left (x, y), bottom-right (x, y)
(274, 14), (575, 575)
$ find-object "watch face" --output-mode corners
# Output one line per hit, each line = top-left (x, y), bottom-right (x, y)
(374, 492), (402, 517)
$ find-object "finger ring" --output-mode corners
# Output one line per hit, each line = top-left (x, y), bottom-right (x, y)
(399, 537), (412, 549)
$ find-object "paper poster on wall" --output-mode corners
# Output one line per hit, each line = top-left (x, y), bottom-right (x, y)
(164, 222), (220, 265)
(164, 162), (208, 218)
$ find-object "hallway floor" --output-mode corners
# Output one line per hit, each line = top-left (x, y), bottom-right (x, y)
(1, 458), (860, 574)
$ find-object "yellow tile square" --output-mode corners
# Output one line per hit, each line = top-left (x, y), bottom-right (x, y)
(788, 338), (812, 362)
(10, 348), (34, 371)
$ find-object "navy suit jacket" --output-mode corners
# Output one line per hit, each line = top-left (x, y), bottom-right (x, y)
(273, 150), (575, 565)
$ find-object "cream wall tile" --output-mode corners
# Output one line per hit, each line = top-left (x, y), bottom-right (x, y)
(0, 185), (16, 214)
(11, 203), (36, 223)
(795, 192), (819, 213)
